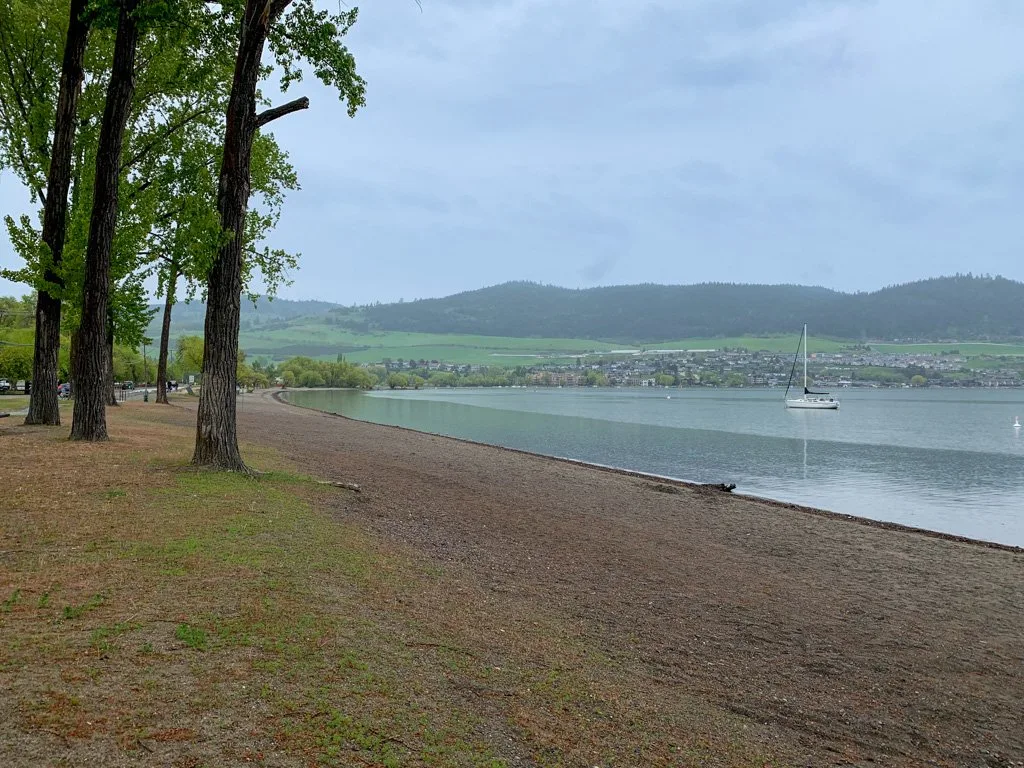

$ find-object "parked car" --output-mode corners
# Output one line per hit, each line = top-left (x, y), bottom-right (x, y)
(121, 380), (134, 390)
(0, 379), (10, 393)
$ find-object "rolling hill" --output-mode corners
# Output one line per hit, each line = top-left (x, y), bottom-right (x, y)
(357, 275), (1024, 342)
(155, 297), (340, 335)
(143, 275), (1024, 364)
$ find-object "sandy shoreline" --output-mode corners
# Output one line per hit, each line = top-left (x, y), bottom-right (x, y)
(276, 388), (1024, 554)
(222, 389), (1024, 766)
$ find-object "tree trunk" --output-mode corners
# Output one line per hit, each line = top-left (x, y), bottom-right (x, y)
(106, 312), (118, 407)
(193, 0), (298, 470)
(24, 0), (91, 427)
(156, 261), (177, 404)
(70, 0), (140, 441)
(69, 329), (79, 397)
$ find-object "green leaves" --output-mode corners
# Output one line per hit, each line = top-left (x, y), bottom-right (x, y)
(0, 0), (64, 197)
(1, 0), (367, 367)
(268, 0), (366, 117)
(176, 334), (204, 374)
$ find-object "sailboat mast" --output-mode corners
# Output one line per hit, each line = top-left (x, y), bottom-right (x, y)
(803, 324), (808, 390)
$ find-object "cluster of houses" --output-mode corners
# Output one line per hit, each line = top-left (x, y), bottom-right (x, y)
(379, 347), (1022, 388)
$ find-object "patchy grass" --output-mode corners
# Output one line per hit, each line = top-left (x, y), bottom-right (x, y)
(0, 403), (781, 766)
(1, 590), (22, 613)
(173, 623), (208, 651)
(0, 395), (29, 411)
(61, 594), (106, 621)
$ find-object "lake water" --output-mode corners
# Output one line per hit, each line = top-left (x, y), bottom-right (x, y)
(284, 387), (1024, 547)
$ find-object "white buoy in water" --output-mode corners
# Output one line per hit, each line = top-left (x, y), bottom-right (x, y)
(666, 395), (671, 399)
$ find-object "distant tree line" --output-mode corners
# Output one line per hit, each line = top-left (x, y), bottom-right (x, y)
(267, 356), (376, 390)
(2, 294), (147, 383)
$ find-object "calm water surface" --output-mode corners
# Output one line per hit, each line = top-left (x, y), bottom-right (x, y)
(286, 387), (1024, 546)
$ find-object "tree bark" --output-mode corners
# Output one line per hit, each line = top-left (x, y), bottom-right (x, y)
(24, 0), (91, 427)
(69, 329), (79, 396)
(156, 260), (177, 404)
(193, 0), (301, 470)
(105, 310), (118, 407)
(70, 0), (140, 441)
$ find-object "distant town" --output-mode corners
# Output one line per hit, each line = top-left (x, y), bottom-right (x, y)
(371, 346), (1022, 389)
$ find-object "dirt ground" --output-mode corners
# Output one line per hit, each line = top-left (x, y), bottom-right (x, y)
(2, 390), (1022, 767)
(230, 390), (1021, 768)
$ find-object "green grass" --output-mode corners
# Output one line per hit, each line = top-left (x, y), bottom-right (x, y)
(1, 590), (22, 613)
(0, 395), (30, 410)
(90, 621), (140, 653)
(0, 327), (34, 345)
(0, 405), (795, 766)
(643, 334), (851, 354)
(239, 324), (626, 365)
(869, 342), (1024, 356)
(237, 324), (1024, 366)
(174, 623), (208, 651)
(61, 593), (106, 620)
(238, 325), (866, 366)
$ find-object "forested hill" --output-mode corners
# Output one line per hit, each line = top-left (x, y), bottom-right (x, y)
(354, 276), (1024, 341)
(147, 297), (340, 336)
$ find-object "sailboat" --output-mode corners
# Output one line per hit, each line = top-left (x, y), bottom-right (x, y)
(785, 324), (839, 410)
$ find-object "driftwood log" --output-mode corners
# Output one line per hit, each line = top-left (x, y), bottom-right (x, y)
(650, 481), (736, 495)
(702, 483), (737, 492)
(317, 480), (361, 492)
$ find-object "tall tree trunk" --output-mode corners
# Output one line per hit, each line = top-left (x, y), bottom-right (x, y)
(106, 311), (118, 407)
(24, 0), (91, 426)
(69, 329), (79, 397)
(156, 261), (177, 404)
(70, 0), (140, 441)
(193, 0), (304, 470)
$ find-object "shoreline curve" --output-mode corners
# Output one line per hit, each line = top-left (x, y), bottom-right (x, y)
(271, 387), (1024, 554)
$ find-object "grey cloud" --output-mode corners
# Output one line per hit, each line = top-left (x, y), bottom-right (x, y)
(5, 0), (1024, 302)
(580, 255), (617, 283)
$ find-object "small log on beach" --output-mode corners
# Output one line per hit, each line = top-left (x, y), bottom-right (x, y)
(318, 480), (361, 492)
(700, 482), (736, 493)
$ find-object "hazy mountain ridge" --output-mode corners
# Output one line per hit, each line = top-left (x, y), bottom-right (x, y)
(148, 275), (1024, 343)
(147, 297), (341, 338)
(356, 275), (1024, 341)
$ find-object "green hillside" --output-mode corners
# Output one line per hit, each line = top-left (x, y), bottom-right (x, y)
(232, 328), (862, 366)
(238, 325), (623, 365)
(134, 275), (1024, 366)
(868, 342), (1024, 356)
(358, 275), (1024, 342)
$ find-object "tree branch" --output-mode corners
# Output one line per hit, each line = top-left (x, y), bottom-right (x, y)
(255, 96), (309, 129)
(269, 0), (293, 21)
(120, 104), (213, 172)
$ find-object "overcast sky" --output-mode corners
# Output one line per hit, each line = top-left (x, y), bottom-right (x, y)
(3, 0), (1024, 304)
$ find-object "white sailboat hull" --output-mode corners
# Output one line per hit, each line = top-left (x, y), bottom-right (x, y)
(786, 397), (839, 410)
(784, 324), (840, 410)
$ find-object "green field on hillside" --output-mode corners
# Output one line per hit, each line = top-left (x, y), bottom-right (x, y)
(235, 325), (1024, 366)
(869, 342), (1024, 356)
(235, 326), (861, 366)
(12, 320), (1024, 371)
(644, 335), (852, 354)
(0, 327), (34, 345)
(239, 324), (625, 365)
